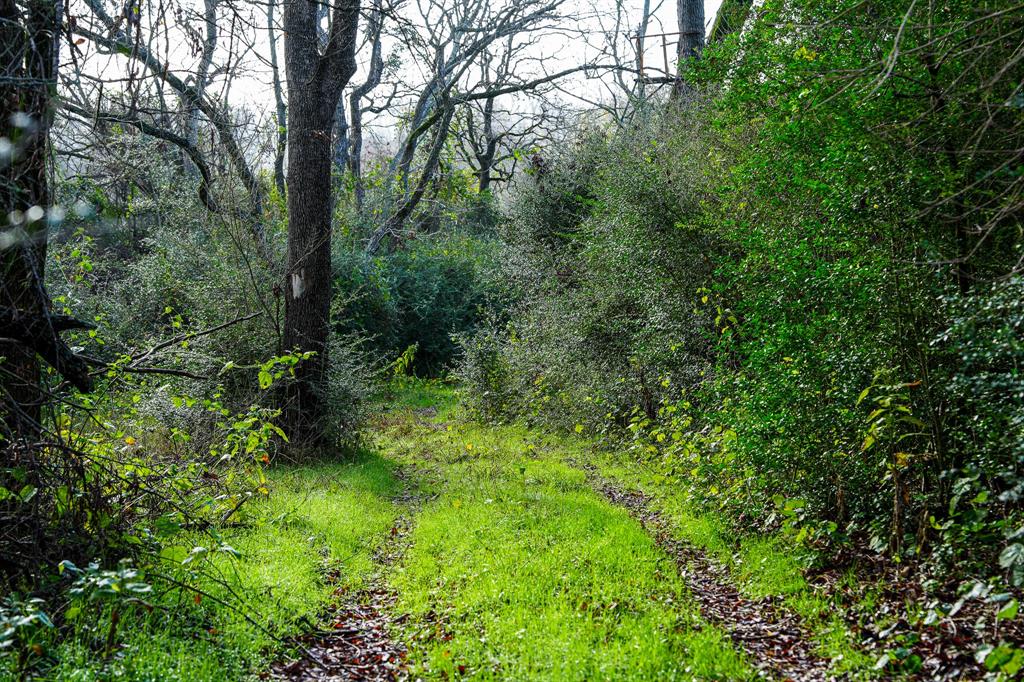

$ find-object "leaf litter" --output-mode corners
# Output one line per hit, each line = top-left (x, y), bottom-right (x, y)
(268, 473), (429, 682)
(594, 479), (836, 682)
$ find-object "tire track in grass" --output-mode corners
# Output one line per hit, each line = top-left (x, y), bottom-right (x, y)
(270, 469), (430, 682)
(377, 408), (753, 681)
(590, 475), (836, 682)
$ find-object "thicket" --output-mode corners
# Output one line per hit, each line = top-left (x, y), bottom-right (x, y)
(1, 118), (498, 674)
(462, 0), (1024, 590)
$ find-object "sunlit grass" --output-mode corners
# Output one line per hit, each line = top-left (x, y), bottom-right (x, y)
(375, 396), (751, 681)
(39, 453), (401, 681)
(587, 447), (879, 678)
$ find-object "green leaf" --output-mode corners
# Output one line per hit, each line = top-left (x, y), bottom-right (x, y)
(18, 485), (37, 503)
(1005, 650), (1024, 676)
(258, 369), (273, 390)
(158, 545), (189, 563)
(997, 598), (1019, 620)
(1000, 543), (1024, 569)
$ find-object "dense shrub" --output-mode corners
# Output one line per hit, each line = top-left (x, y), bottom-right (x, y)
(461, 115), (721, 429)
(332, 231), (504, 376)
(461, 0), (1024, 582)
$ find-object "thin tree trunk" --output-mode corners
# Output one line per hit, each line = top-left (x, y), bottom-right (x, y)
(184, 0), (218, 177)
(347, 0), (384, 208)
(367, 105), (455, 254)
(268, 0), (287, 196)
(475, 94), (497, 193)
(333, 100), (349, 182)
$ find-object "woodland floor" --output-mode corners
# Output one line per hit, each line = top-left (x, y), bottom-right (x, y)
(39, 381), (998, 681)
(264, 382), (880, 682)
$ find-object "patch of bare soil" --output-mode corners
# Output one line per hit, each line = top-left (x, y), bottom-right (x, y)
(595, 480), (836, 682)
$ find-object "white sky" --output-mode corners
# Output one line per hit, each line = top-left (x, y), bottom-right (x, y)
(65, 0), (722, 161)
(193, 0), (724, 110)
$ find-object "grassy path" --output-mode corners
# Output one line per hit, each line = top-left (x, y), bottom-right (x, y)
(372, 387), (750, 681)
(37, 383), (874, 681)
(41, 457), (403, 681)
(364, 382), (878, 681)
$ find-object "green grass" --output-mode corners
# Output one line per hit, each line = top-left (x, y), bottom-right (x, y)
(374, 400), (751, 681)
(29, 452), (401, 682)
(588, 448), (877, 678)
(7, 380), (876, 680)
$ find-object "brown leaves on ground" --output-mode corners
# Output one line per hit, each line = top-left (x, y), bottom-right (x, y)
(268, 587), (408, 682)
(269, 476), (425, 682)
(597, 483), (835, 682)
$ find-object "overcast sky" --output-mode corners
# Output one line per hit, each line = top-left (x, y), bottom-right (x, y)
(64, 0), (723, 162)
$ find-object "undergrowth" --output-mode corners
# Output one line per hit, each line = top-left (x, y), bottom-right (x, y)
(2, 456), (400, 681)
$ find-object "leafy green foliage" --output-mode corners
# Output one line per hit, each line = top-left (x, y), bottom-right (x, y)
(461, 0), (1024, 614)
(332, 232), (503, 376)
(0, 596), (53, 673)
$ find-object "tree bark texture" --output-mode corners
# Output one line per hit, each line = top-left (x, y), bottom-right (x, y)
(0, 0), (87, 441)
(674, 0), (704, 97)
(281, 0), (359, 447)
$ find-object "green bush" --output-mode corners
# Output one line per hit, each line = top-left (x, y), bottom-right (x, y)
(461, 112), (719, 430)
(332, 232), (504, 376)
(461, 0), (1024, 579)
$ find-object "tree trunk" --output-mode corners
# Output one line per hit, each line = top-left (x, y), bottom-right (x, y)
(477, 163), (493, 193)
(282, 102), (335, 445)
(367, 105), (455, 254)
(267, 0), (287, 196)
(184, 0), (218, 178)
(348, 102), (367, 208)
(332, 100), (350, 183)
(281, 0), (360, 447)
(347, 0), (385, 209)
(676, 0), (705, 61)
(674, 0), (704, 96)
(1, 0), (59, 440)
(475, 94), (497, 193)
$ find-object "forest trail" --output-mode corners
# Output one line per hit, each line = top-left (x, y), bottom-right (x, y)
(270, 383), (867, 681)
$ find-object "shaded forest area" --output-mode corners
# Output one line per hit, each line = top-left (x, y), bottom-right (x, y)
(2, 0), (1024, 678)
